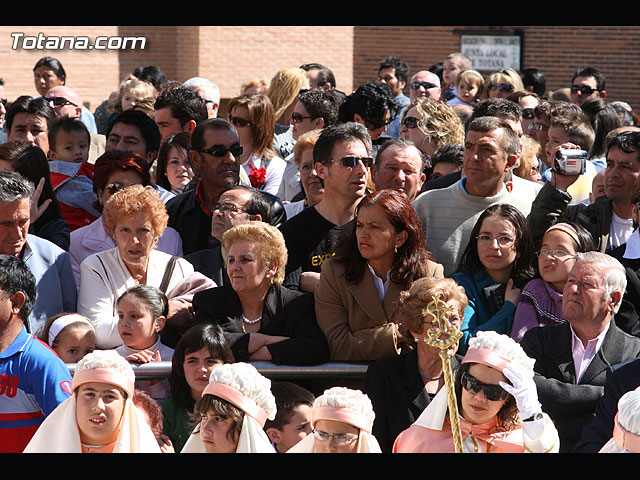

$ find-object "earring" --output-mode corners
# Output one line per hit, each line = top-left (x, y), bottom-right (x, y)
(394, 245), (398, 254)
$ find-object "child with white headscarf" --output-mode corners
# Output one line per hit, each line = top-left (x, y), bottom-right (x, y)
(288, 386), (381, 453)
(24, 349), (161, 453)
(181, 362), (277, 453)
(393, 331), (559, 453)
(600, 386), (640, 453)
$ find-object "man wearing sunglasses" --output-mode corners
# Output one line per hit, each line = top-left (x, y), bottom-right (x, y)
(44, 85), (105, 164)
(520, 251), (640, 452)
(570, 66), (606, 106)
(280, 122), (372, 292)
(165, 118), (243, 255)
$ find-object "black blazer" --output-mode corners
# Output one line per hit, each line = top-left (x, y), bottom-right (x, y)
(363, 349), (461, 452)
(184, 242), (230, 287)
(192, 284), (330, 366)
(574, 357), (640, 452)
(521, 320), (640, 452)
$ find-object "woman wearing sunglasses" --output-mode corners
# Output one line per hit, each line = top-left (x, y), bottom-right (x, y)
(393, 330), (559, 453)
(226, 93), (286, 196)
(451, 204), (536, 355)
(399, 96), (464, 176)
(315, 189), (442, 362)
(487, 68), (525, 99)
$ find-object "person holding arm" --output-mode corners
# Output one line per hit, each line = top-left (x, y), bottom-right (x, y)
(192, 221), (329, 365)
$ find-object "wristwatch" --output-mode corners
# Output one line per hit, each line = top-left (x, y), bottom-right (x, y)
(523, 412), (544, 422)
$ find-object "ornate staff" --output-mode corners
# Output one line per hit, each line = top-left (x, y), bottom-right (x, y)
(422, 295), (464, 453)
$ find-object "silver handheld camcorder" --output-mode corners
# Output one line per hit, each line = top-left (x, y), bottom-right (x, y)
(553, 149), (588, 175)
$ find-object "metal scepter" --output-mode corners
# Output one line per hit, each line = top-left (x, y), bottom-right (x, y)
(422, 295), (464, 453)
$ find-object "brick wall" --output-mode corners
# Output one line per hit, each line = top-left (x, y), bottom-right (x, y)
(1, 26), (639, 114)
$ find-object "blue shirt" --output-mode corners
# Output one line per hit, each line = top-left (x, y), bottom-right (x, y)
(0, 326), (72, 452)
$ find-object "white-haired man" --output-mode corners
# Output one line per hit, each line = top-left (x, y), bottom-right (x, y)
(521, 251), (640, 453)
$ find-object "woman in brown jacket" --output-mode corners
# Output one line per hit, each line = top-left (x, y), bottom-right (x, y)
(315, 189), (443, 361)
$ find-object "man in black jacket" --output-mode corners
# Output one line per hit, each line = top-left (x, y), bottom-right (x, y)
(521, 251), (640, 452)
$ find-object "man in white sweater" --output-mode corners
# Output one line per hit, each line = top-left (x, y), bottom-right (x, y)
(413, 116), (533, 275)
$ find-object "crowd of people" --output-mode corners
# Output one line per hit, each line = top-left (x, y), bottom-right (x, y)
(3, 51), (640, 454)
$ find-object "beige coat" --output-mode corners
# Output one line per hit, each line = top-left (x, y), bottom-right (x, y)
(315, 258), (443, 362)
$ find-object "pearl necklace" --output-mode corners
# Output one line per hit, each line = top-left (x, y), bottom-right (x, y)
(242, 314), (262, 324)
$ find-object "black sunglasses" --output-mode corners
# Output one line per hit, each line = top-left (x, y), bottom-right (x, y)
(570, 85), (598, 95)
(402, 116), (421, 129)
(47, 96), (77, 107)
(200, 145), (243, 157)
(228, 115), (251, 128)
(334, 156), (373, 168)
(489, 83), (514, 93)
(522, 108), (535, 120)
(461, 371), (509, 401)
(291, 111), (314, 124)
(410, 81), (438, 90)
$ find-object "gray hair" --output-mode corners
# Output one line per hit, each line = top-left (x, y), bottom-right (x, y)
(182, 77), (220, 104)
(0, 171), (35, 205)
(574, 251), (627, 314)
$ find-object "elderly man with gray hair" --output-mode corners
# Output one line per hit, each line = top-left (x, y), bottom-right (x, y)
(0, 171), (76, 335)
(520, 251), (640, 452)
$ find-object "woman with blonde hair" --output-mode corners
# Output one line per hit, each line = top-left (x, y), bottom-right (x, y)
(192, 221), (329, 365)
(400, 96), (465, 167)
(364, 277), (467, 451)
(487, 68), (525, 99)
(266, 67), (310, 158)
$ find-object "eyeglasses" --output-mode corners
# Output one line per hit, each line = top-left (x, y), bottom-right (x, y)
(537, 249), (575, 259)
(199, 145), (243, 157)
(228, 115), (251, 128)
(291, 111), (314, 124)
(476, 234), (515, 246)
(522, 108), (535, 120)
(47, 96), (77, 107)
(402, 116), (421, 129)
(211, 202), (246, 215)
(410, 81), (438, 90)
(461, 371), (509, 402)
(333, 156), (373, 168)
(105, 182), (129, 195)
(533, 123), (549, 132)
(299, 163), (316, 175)
(489, 83), (514, 93)
(570, 85), (599, 95)
(312, 429), (358, 446)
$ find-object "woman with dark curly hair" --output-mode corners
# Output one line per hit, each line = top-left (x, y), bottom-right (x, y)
(394, 331), (559, 453)
(315, 189), (443, 361)
(452, 203), (536, 354)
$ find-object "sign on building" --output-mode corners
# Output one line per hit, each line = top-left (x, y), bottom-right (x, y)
(459, 32), (522, 72)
